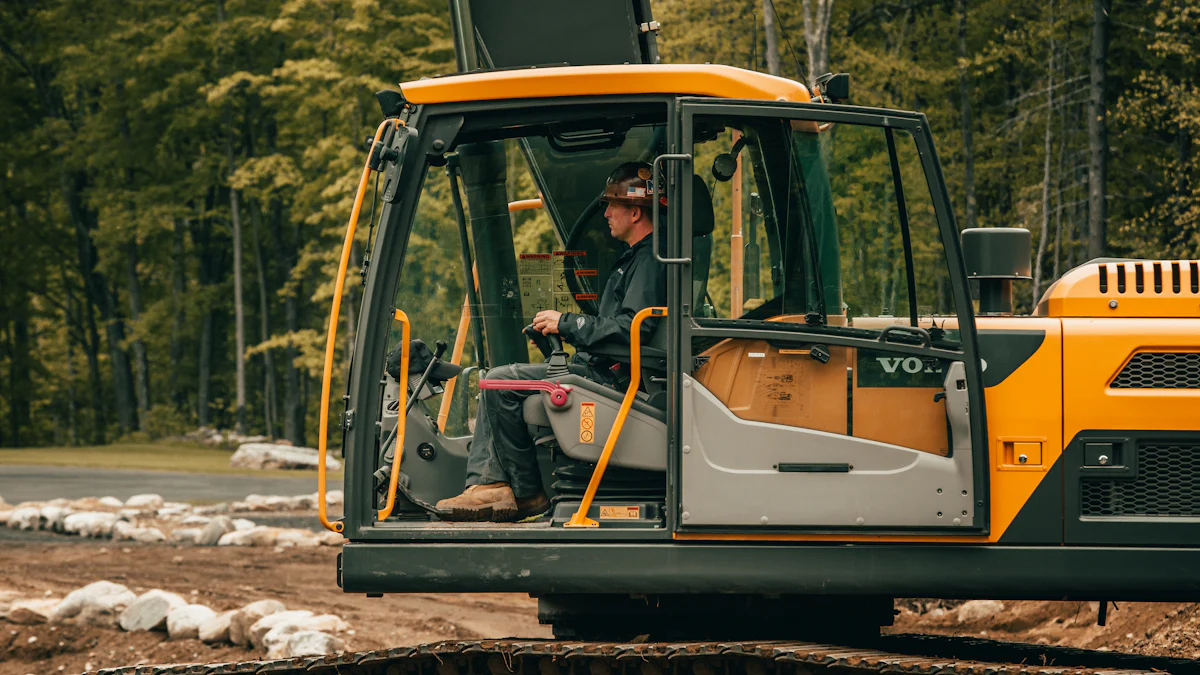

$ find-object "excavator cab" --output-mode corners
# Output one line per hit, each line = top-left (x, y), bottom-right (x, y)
(315, 0), (997, 639)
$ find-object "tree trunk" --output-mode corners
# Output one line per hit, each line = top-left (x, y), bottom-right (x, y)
(1033, 35), (1055, 307)
(227, 133), (247, 435)
(124, 241), (150, 423)
(1086, 0), (1110, 260)
(7, 297), (32, 446)
(169, 217), (188, 410)
(761, 0), (782, 76)
(801, 0), (835, 88)
(62, 168), (108, 443)
(101, 283), (138, 434)
(193, 196), (217, 428)
(956, 0), (978, 230)
(249, 200), (277, 438)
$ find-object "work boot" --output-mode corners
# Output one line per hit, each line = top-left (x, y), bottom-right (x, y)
(496, 492), (550, 523)
(435, 483), (517, 521)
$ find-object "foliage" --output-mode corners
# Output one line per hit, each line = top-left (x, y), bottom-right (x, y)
(1, 0), (1195, 447)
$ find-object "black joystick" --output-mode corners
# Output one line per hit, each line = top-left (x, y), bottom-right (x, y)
(524, 325), (568, 377)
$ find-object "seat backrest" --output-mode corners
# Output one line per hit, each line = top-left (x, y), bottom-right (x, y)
(690, 174), (716, 312)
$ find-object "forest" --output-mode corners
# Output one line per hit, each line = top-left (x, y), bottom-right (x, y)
(0, 0), (1196, 448)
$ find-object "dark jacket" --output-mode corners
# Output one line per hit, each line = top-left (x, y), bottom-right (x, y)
(556, 233), (666, 353)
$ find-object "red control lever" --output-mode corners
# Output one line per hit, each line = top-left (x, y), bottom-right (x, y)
(478, 379), (573, 408)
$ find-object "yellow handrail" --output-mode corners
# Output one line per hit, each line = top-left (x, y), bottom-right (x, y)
(377, 309), (410, 521)
(318, 118), (398, 534)
(436, 298), (471, 430)
(565, 306), (667, 528)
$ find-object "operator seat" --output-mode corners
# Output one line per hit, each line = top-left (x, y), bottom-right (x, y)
(517, 175), (713, 473)
(690, 174), (716, 316)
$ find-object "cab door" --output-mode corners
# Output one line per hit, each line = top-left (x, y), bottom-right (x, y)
(673, 99), (988, 532)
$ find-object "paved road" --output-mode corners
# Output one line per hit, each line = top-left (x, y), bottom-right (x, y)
(0, 465), (342, 503)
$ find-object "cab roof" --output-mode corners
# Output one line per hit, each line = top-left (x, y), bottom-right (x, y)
(399, 64), (811, 106)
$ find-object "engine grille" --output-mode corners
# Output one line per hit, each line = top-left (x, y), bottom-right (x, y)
(1110, 352), (1200, 389)
(1082, 442), (1200, 517)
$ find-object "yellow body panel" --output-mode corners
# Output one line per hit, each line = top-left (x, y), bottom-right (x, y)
(1062, 318), (1200, 443)
(400, 64), (811, 105)
(1039, 260), (1200, 318)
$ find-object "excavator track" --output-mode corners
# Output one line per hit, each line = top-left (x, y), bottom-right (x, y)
(87, 636), (1200, 675)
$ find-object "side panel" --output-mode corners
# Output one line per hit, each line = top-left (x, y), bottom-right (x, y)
(1061, 318), (1200, 545)
(978, 319), (1064, 544)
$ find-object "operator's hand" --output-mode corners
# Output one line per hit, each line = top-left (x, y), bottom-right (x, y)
(532, 310), (562, 335)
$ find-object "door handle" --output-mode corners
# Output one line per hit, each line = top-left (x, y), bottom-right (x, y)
(651, 153), (693, 264)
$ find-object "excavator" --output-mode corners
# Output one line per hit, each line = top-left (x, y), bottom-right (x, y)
(99, 2), (1200, 674)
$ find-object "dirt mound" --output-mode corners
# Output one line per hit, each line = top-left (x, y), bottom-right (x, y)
(892, 599), (1200, 658)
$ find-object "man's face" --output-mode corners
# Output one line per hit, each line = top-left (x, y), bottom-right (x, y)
(604, 201), (640, 244)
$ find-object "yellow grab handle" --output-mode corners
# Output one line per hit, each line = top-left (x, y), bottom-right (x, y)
(566, 306), (667, 528)
(318, 119), (396, 534)
(436, 298), (471, 431)
(377, 309), (410, 522)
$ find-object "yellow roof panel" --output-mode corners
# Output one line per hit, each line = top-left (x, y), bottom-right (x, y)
(400, 64), (811, 105)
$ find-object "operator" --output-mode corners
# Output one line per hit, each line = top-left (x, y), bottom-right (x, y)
(435, 161), (668, 522)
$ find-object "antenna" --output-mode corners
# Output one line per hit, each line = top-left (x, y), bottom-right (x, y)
(751, 10), (757, 72)
(766, 0), (807, 84)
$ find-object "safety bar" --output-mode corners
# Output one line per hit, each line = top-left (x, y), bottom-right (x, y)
(377, 309), (410, 521)
(565, 306), (667, 528)
(318, 119), (400, 534)
(436, 298), (472, 431)
(478, 379), (574, 408)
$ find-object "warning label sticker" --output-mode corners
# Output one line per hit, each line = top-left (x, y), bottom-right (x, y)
(600, 505), (641, 519)
(579, 402), (595, 444)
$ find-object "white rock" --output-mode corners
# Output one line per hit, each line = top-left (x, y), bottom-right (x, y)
(265, 626), (347, 659)
(217, 526), (280, 547)
(52, 581), (136, 625)
(119, 590), (187, 632)
(178, 515), (211, 526)
(130, 527), (167, 543)
(956, 600), (1006, 623)
(170, 528), (202, 543)
(48, 497), (70, 507)
(232, 518), (256, 531)
(166, 603), (216, 640)
(195, 516), (235, 546)
(117, 508), (142, 519)
(199, 609), (236, 644)
(229, 599), (286, 647)
(8, 507), (40, 531)
(63, 512), (120, 538)
(230, 443), (341, 471)
(112, 521), (137, 540)
(0, 494), (5, 505)
(0, 508), (10, 526)
(290, 494), (316, 510)
(39, 505), (74, 532)
(98, 496), (125, 508)
(125, 494), (164, 510)
(248, 609), (314, 649)
(68, 498), (108, 512)
(318, 531), (346, 546)
(192, 502), (229, 515)
(275, 529), (321, 548)
(325, 490), (344, 506)
(6, 598), (61, 625)
(156, 502), (192, 519)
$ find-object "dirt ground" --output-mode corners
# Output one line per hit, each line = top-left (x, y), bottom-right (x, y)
(0, 541), (550, 675)
(4, 540), (1200, 675)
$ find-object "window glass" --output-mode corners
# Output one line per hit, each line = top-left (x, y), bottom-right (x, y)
(692, 116), (958, 329)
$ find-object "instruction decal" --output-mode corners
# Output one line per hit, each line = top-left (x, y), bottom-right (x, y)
(579, 402), (596, 444)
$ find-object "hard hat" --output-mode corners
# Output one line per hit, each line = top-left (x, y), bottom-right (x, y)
(597, 161), (666, 208)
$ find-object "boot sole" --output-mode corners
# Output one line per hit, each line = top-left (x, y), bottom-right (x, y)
(442, 505), (496, 522)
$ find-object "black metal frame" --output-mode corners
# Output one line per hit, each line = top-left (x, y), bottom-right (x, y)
(673, 98), (989, 534)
